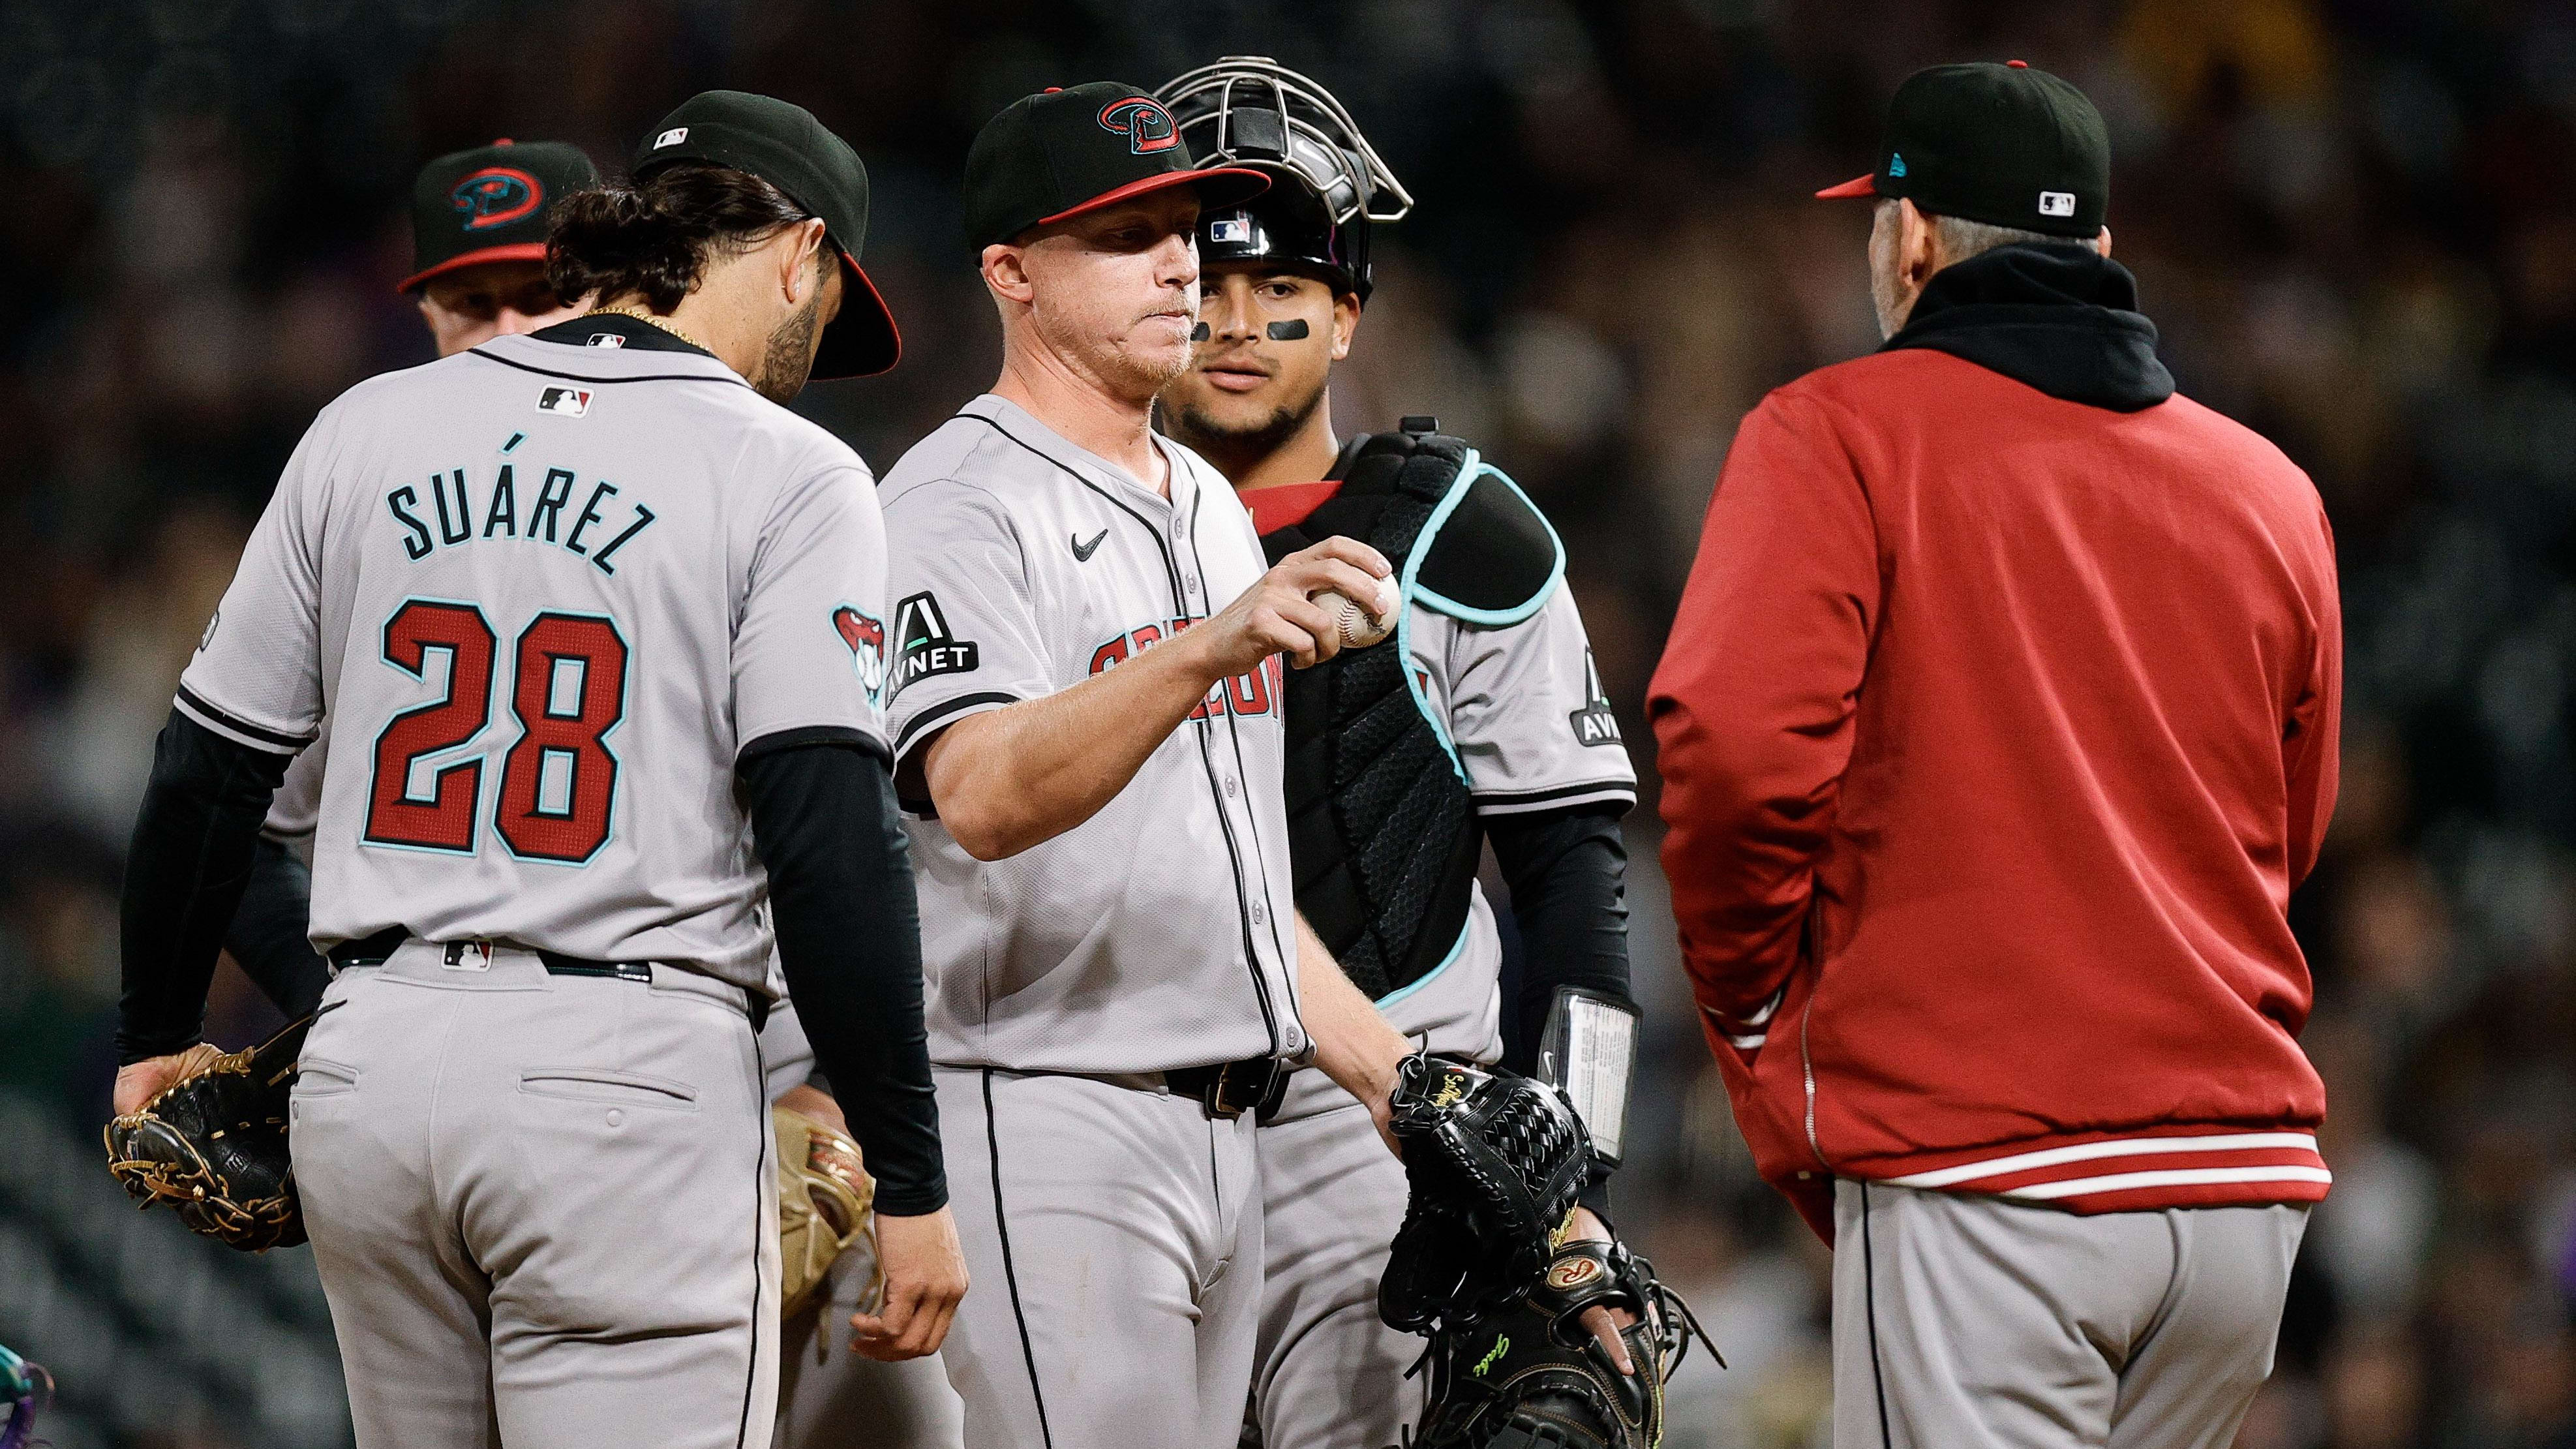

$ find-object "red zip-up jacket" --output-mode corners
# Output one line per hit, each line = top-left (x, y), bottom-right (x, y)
(1648, 251), (2340, 1242)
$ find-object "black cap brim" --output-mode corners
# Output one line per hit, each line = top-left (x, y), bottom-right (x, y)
(1034, 166), (1269, 232)
(811, 247), (902, 380)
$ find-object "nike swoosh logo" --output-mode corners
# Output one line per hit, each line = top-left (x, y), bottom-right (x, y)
(1071, 528), (1108, 562)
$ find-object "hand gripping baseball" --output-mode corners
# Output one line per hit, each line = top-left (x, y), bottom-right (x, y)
(1194, 536), (1393, 675)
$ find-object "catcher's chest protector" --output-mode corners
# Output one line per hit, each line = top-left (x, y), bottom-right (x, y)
(1259, 425), (1561, 1001)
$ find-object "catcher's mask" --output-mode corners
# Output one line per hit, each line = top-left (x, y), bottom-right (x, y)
(1157, 56), (1412, 303)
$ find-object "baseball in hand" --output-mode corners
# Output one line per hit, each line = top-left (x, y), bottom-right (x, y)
(1312, 577), (1399, 649)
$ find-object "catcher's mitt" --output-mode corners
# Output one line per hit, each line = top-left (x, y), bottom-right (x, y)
(775, 1103), (875, 1320)
(1408, 1236), (1713, 1449)
(1379, 1053), (1593, 1334)
(102, 1014), (312, 1253)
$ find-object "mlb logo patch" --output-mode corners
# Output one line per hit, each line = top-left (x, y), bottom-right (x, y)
(1209, 217), (1250, 245)
(654, 127), (688, 149)
(537, 386), (593, 416)
(2037, 191), (2076, 218)
(585, 331), (628, 347)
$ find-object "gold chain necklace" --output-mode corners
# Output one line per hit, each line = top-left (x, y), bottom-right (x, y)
(583, 305), (708, 353)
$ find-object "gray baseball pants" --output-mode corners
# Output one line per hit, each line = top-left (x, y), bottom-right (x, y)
(290, 944), (778, 1449)
(759, 1004), (965, 1449)
(1832, 1179), (2308, 1449)
(934, 1065), (1264, 1449)
(1243, 1070), (1421, 1449)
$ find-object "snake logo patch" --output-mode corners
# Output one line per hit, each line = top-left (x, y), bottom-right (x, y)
(834, 605), (888, 702)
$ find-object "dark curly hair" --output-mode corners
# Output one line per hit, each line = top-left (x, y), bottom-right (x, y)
(547, 162), (817, 313)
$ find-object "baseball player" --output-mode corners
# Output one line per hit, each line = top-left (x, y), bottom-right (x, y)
(222, 133), (970, 1449)
(1152, 59), (1646, 1449)
(223, 138), (608, 1020)
(112, 90), (967, 1448)
(879, 82), (1418, 1449)
(1651, 63), (2338, 1448)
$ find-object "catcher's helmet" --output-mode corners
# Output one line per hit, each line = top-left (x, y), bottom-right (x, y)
(1156, 57), (1412, 303)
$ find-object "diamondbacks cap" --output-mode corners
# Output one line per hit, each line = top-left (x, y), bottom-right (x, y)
(1817, 60), (2109, 239)
(963, 82), (1269, 250)
(634, 90), (902, 378)
(402, 139), (598, 293)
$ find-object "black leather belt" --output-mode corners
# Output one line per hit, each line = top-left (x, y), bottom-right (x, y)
(1164, 1056), (1290, 1120)
(327, 928), (769, 1031)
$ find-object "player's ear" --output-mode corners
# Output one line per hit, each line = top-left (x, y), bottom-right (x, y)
(782, 217), (829, 305)
(981, 241), (1036, 306)
(1331, 290), (1359, 363)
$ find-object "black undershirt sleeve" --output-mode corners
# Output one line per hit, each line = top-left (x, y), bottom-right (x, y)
(118, 709), (295, 1063)
(226, 836), (331, 1019)
(1486, 804), (1634, 1211)
(738, 737), (946, 1215)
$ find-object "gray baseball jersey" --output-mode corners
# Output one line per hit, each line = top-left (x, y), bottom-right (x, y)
(177, 330), (894, 989)
(879, 393), (1305, 1075)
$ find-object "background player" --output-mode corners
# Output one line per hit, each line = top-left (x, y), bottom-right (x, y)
(112, 91), (965, 1447)
(220, 129), (971, 1449)
(879, 82), (1417, 1449)
(1155, 59), (1647, 1449)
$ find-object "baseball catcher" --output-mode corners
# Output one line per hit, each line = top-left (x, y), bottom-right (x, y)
(1379, 1052), (1708, 1449)
(102, 1013), (312, 1252)
(1152, 56), (1703, 1449)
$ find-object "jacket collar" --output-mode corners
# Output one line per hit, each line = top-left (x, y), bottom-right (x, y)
(1879, 244), (2175, 412)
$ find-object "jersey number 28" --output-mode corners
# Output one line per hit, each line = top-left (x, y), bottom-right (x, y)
(363, 598), (628, 864)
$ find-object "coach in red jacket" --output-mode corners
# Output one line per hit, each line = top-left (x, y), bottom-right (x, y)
(1650, 61), (2341, 1448)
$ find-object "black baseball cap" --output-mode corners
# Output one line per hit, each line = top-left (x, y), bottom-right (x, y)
(402, 139), (598, 294)
(963, 83), (1269, 250)
(633, 90), (902, 378)
(1817, 60), (2109, 239)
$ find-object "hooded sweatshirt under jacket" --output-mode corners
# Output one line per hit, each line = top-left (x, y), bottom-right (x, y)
(1649, 245), (2341, 1243)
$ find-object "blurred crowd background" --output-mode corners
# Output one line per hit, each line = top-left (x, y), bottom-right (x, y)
(1, 0), (2569, 1444)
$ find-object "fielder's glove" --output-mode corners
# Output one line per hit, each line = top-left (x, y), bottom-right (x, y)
(1378, 1052), (1593, 1334)
(102, 1014), (312, 1252)
(774, 1103), (875, 1320)
(1408, 1235), (1713, 1449)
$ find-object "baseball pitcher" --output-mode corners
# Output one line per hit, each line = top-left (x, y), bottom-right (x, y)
(881, 82), (1418, 1449)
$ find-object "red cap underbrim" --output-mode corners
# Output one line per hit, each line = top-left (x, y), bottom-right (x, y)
(1037, 166), (1271, 229)
(1815, 173), (1879, 200)
(397, 242), (551, 294)
(811, 248), (904, 380)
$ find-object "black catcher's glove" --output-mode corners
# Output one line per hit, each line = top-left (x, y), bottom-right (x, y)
(102, 1014), (312, 1252)
(1408, 1235), (1712, 1449)
(1378, 1053), (1592, 1334)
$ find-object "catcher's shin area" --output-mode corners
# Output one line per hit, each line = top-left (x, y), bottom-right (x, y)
(104, 1013), (313, 1252)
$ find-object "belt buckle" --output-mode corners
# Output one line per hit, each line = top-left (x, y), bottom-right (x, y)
(1204, 1058), (1281, 1120)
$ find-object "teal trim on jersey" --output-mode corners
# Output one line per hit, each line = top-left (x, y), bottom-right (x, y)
(1408, 461), (1567, 628)
(1392, 450), (1566, 786)
(1373, 917), (1472, 1009)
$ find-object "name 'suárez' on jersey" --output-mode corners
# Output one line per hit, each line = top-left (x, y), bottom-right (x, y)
(384, 432), (659, 575)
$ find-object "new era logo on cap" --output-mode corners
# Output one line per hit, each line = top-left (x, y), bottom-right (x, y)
(537, 386), (592, 416)
(654, 127), (688, 148)
(2038, 191), (2076, 217)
